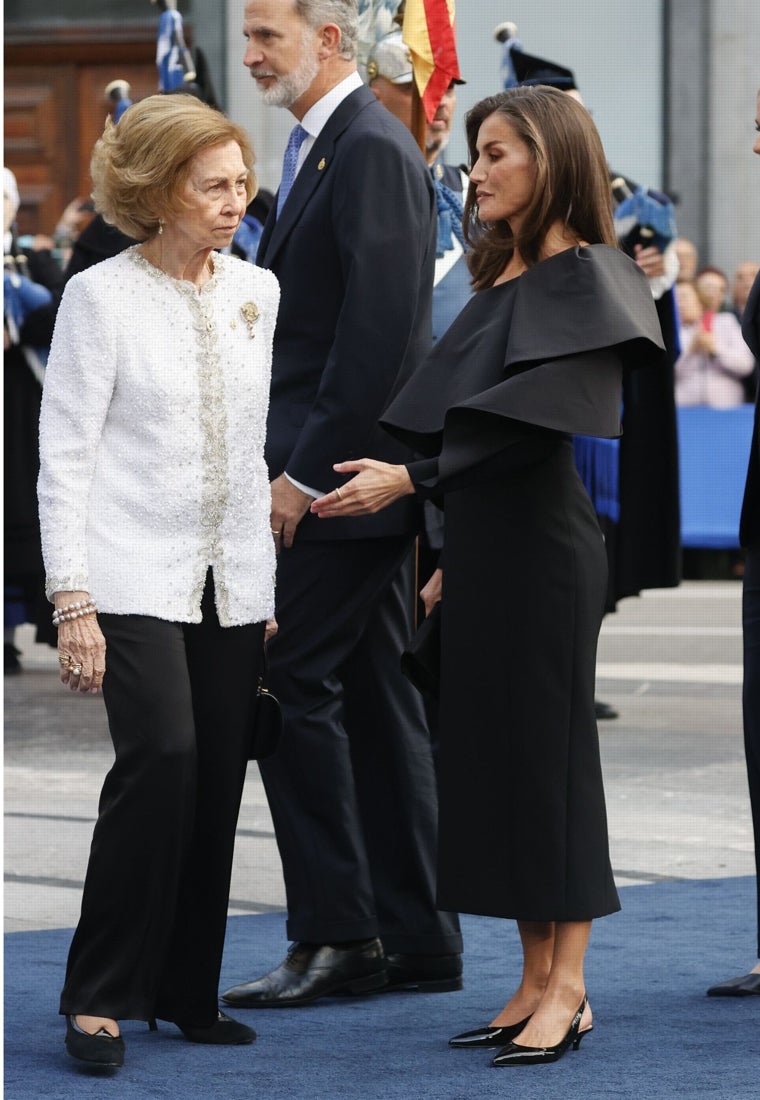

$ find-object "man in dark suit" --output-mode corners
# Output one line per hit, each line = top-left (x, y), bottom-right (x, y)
(222, 0), (461, 1008)
(707, 95), (760, 998)
(707, 257), (760, 997)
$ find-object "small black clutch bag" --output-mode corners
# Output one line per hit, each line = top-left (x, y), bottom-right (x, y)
(248, 649), (283, 760)
(400, 602), (441, 698)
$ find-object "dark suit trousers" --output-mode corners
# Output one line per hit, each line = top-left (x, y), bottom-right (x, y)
(260, 537), (461, 954)
(744, 548), (760, 956)
(59, 574), (265, 1023)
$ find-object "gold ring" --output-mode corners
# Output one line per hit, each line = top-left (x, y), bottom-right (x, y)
(58, 654), (72, 666)
(334, 487), (343, 501)
(271, 528), (281, 535)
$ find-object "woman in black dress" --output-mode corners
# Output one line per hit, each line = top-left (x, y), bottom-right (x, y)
(311, 86), (664, 1067)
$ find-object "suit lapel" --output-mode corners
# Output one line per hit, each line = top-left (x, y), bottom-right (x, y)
(741, 270), (760, 361)
(258, 86), (376, 269)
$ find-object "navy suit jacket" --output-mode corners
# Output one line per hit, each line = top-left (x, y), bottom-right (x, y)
(741, 271), (760, 549)
(258, 84), (436, 540)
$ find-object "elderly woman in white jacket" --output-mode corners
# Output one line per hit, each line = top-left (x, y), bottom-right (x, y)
(38, 95), (279, 1069)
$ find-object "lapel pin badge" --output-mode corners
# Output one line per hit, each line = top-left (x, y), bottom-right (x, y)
(240, 301), (260, 338)
(317, 157), (327, 171)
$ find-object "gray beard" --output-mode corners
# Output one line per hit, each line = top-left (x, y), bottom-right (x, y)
(426, 131), (451, 161)
(257, 45), (321, 109)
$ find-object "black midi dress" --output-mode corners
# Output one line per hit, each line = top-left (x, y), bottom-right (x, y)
(381, 245), (666, 922)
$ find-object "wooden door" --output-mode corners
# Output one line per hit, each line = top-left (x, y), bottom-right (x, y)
(4, 37), (155, 238)
(4, 65), (79, 239)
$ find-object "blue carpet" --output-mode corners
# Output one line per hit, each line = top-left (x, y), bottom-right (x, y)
(4, 878), (758, 1099)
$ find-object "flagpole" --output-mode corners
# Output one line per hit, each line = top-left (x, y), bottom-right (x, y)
(401, 0), (461, 154)
(410, 83), (427, 155)
(408, 26), (425, 628)
(392, 2), (425, 154)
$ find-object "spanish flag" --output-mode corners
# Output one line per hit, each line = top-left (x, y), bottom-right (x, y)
(402, 0), (462, 123)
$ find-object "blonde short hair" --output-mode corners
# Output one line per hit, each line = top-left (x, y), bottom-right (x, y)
(90, 94), (257, 241)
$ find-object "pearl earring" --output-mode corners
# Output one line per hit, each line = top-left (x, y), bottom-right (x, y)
(158, 220), (164, 236)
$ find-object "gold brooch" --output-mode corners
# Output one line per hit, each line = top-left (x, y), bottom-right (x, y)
(317, 157), (326, 171)
(240, 301), (260, 338)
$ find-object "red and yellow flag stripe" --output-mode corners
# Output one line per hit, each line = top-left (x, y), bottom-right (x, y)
(402, 0), (462, 123)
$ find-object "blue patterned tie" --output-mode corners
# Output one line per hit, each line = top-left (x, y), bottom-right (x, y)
(276, 123), (308, 218)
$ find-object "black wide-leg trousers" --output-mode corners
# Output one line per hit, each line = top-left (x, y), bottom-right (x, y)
(59, 574), (265, 1024)
(743, 548), (760, 956)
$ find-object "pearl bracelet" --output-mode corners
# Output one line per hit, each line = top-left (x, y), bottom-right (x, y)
(52, 599), (97, 627)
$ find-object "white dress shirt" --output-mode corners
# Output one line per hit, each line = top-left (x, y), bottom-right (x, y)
(296, 71), (364, 176)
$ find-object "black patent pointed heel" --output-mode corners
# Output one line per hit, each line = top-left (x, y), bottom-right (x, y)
(64, 1014), (125, 1068)
(492, 995), (588, 1067)
(449, 1015), (533, 1048)
(575, 1023), (593, 1048)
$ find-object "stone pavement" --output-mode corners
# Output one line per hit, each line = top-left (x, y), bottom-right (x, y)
(4, 580), (754, 934)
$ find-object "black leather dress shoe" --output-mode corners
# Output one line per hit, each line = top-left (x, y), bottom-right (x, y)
(449, 1016), (531, 1048)
(706, 971), (760, 996)
(384, 952), (462, 992)
(594, 699), (619, 720)
(221, 939), (388, 1007)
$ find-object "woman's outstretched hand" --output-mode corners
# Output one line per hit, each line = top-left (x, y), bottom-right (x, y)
(310, 459), (414, 518)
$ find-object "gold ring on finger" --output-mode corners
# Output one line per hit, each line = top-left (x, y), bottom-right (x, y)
(334, 487), (343, 501)
(58, 654), (72, 666)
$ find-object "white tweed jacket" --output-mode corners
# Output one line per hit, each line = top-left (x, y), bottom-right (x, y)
(38, 247), (279, 627)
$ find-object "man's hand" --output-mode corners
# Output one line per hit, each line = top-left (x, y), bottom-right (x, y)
(270, 474), (312, 549)
(420, 568), (443, 617)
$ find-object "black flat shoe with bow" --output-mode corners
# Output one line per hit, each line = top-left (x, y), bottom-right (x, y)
(449, 1015), (532, 1048)
(64, 1015), (125, 1068)
(492, 996), (590, 1067)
